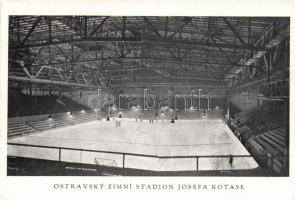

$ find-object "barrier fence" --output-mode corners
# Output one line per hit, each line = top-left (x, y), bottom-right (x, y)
(8, 142), (256, 171)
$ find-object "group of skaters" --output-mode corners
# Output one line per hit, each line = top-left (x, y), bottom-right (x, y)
(97, 110), (178, 126)
(147, 111), (177, 124)
(97, 111), (123, 127)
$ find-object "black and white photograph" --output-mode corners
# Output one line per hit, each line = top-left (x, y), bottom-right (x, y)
(6, 16), (290, 177)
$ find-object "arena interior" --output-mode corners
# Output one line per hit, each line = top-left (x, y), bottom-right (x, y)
(7, 16), (289, 176)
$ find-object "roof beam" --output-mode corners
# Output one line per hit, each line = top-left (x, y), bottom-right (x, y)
(105, 67), (224, 74)
(210, 36), (235, 64)
(21, 17), (42, 46)
(122, 16), (126, 38)
(112, 76), (221, 82)
(143, 17), (162, 39)
(31, 56), (249, 68)
(164, 17), (168, 39)
(168, 21), (189, 39)
(110, 17), (142, 38)
(222, 17), (247, 46)
(110, 83), (228, 88)
(84, 16), (88, 37)
(89, 17), (109, 37)
(223, 22), (279, 79)
(8, 75), (106, 89)
(13, 37), (265, 51)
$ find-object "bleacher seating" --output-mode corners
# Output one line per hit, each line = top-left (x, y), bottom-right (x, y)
(28, 118), (69, 131)
(7, 112), (99, 138)
(247, 137), (267, 155)
(65, 113), (98, 124)
(8, 123), (37, 137)
(228, 100), (287, 173)
(7, 91), (102, 137)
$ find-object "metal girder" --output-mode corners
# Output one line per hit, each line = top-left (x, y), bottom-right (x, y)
(122, 17), (126, 38)
(9, 16), (289, 92)
(230, 77), (267, 90)
(223, 22), (277, 80)
(210, 36), (235, 64)
(213, 36), (242, 65)
(13, 37), (266, 51)
(180, 46), (196, 59)
(168, 21), (188, 39)
(48, 17), (52, 42)
(84, 16), (88, 37)
(222, 17), (247, 46)
(34, 66), (45, 78)
(31, 56), (250, 68)
(157, 39), (260, 50)
(110, 83), (228, 88)
(264, 54), (271, 83)
(143, 17), (162, 39)
(205, 47), (226, 67)
(31, 45), (244, 61)
(156, 55), (244, 67)
(8, 75), (106, 89)
(164, 17), (168, 39)
(13, 37), (141, 49)
(21, 17), (42, 46)
(22, 67), (31, 77)
(248, 19), (252, 45)
(166, 49), (178, 59)
(112, 76), (221, 82)
(110, 17), (142, 38)
(15, 17), (21, 44)
(262, 80), (289, 98)
(104, 67), (224, 74)
(56, 16), (80, 36)
(89, 17), (109, 37)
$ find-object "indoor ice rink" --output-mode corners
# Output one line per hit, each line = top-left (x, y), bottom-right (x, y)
(8, 118), (258, 171)
(7, 16), (289, 176)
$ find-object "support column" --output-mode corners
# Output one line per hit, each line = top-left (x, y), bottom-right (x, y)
(34, 86), (37, 105)
(29, 83), (32, 115)
(198, 89), (202, 110)
(226, 94), (230, 119)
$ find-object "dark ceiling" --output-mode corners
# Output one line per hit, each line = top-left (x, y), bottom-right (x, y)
(8, 16), (290, 90)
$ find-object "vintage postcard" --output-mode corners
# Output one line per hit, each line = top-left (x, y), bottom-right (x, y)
(0, 0), (294, 200)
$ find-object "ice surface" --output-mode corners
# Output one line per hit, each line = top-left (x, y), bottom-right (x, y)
(8, 119), (258, 171)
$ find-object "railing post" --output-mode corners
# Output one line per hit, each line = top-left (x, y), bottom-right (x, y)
(196, 157), (199, 171)
(59, 148), (61, 162)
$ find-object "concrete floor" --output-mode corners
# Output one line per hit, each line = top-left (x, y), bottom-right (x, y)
(8, 119), (258, 171)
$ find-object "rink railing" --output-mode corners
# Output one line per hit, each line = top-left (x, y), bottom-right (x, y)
(7, 142), (256, 171)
